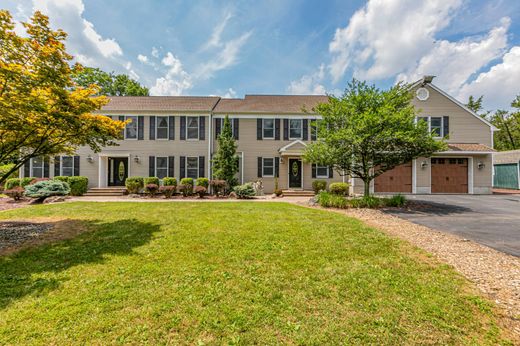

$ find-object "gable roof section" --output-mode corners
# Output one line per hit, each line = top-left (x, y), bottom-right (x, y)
(101, 96), (221, 112)
(214, 95), (329, 114)
(410, 79), (497, 130)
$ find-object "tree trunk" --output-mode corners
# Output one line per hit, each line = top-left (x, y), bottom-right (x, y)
(363, 179), (370, 197)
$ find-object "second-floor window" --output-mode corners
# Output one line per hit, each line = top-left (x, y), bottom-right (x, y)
(289, 119), (302, 139)
(418, 116), (445, 138)
(263, 119), (274, 139)
(125, 116), (138, 139)
(187, 117), (199, 140)
(156, 117), (169, 139)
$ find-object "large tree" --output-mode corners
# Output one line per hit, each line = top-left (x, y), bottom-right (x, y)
(0, 10), (124, 185)
(304, 79), (445, 196)
(490, 95), (520, 151)
(212, 116), (239, 191)
(72, 66), (149, 96)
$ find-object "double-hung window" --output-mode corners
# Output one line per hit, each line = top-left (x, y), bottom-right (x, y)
(262, 119), (275, 139)
(430, 117), (442, 137)
(262, 158), (274, 177)
(187, 117), (199, 140)
(156, 116), (169, 139)
(31, 157), (44, 178)
(186, 157), (199, 179)
(316, 165), (329, 178)
(289, 119), (302, 139)
(156, 157), (168, 179)
(61, 156), (74, 176)
(125, 116), (138, 139)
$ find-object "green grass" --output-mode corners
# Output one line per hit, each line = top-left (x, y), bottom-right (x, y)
(0, 202), (512, 345)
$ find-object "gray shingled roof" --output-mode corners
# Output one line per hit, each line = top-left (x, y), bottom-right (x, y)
(214, 95), (329, 114)
(101, 96), (221, 112)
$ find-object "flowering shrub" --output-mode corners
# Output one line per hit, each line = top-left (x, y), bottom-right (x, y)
(159, 185), (175, 198)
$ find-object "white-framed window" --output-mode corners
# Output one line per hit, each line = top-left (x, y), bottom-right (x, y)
(156, 116), (169, 139)
(156, 156), (168, 179)
(186, 156), (199, 179)
(186, 116), (199, 140)
(316, 165), (329, 178)
(262, 158), (274, 177)
(31, 157), (44, 178)
(289, 119), (303, 139)
(417, 116), (444, 137)
(262, 119), (275, 139)
(125, 116), (138, 139)
(311, 119), (321, 140)
(61, 156), (74, 176)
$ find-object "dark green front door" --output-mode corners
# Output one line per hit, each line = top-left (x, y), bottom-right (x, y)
(108, 157), (128, 186)
(289, 159), (302, 188)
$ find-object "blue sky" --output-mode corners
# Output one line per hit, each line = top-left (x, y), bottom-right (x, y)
(4, 0), (520, 110)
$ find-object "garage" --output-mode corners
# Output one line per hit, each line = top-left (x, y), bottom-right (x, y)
(374, 163), (412, 193)
(431, 158), (468, 193)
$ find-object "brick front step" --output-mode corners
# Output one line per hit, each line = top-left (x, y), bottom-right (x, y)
(85, 187), (126, 196)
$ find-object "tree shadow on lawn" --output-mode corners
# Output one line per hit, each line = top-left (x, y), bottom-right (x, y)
(0, 218), (161, 310)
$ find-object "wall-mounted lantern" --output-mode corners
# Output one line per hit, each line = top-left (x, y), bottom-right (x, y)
(86, 155), (94, 163)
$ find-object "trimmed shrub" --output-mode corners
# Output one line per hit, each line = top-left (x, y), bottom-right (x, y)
(21, 177), (34, 187)
(274, 189), (283, 197)
(125, 176), (144, 194)
(196, 177), (209, 188)
(144, 177), (160, 186)
(24, 180), (70, 200)
(348, 196), (382, 209)
(162, 177), (177, 187)
(178, 184), (190, 197)
(384, 194), (407, 207)
(67, 176), (88, 196)
(233, 183), (255, 199)
(159, 185), (175, 198)
(5, 186), (25, 201)
(53, 176), (69, 183)
(329, 182), (349, 196)
(180, 178), (194, 195)
(145, 183), (159, 197)
(317, 191), (347, 209)
(312, 180), (327, 194)
(194, 186), (206, 198)
(210, 180), (227, 197)
(5, 178), (21, 190)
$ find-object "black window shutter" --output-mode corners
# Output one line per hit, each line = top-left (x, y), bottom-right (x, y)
(215, 118), (222, 139)
(257, 157), (263, 177)
(119, 116), (125, 138)
(138, 116), (144, 140)
(303, 119), (308, 140)
(180, 156), (186, 179)
(198, 156), (205, 178)
(283, 119), (289, 140)
(24, 162), (30, 177)
(328, 166), (333, 178)
(443, 116), (449, 138)
(312, 164), (316, 178)
(275, 119), (280, 140)
(149, 156), (155, 177)
(149, 116), (155, 140)
(73, 155), (80, 176)
(168, 156), (174, 177)
(233, 118), (239, 140)
(311, 120), (317, 141)
(43, 158), (50, 178)
(275, 157), (279, 178)
(199, 116), (205, 140)
(257, 119), (262, 140)
(54, 156), (60, 177)
(180, 116), (186, 140)
(169, 116), (175, 140)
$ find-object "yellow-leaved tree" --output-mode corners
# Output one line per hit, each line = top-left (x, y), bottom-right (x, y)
(0, 10), (125, 185)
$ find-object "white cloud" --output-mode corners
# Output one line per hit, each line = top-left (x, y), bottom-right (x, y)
(204, 11), (233, 50)
(149, 52), (192, 96)
(31, 0), (125, 70)
(196, 31), (252, 79)
(397, 18), (510, 94)
(223, 88), (237, 98)
(329, 0), (463, 82)
(458, 46), (520, 110)
(288, 64), (326, 95)
(137, 54), (149, 64)
(151, 47), (159, 58)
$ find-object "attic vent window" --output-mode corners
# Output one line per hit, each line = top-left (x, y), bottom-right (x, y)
(416, 87), (429, 101)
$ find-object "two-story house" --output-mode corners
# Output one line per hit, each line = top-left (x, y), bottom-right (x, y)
(20, 77), (495, 195)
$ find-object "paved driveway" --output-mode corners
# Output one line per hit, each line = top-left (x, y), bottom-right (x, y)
(386, 194), (520, 257)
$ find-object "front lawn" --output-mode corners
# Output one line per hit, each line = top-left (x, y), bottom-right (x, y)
(0, 202), (513, 344)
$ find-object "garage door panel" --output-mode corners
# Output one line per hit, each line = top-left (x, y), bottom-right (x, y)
(431, 158), (468, 193)
(375, 163), (412, 193)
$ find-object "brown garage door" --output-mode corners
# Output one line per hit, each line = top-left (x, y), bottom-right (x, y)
(374, 163), (412, 193)
(431, 158), (468, 193)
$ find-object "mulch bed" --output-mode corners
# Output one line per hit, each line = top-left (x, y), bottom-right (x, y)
(0, 221), (53, 252)
(0, 198), (31, 212)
